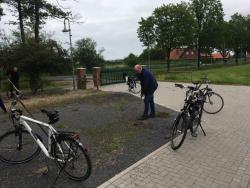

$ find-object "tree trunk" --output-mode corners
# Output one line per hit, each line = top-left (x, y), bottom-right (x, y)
(34, 0), (40, 43)
(235, 50), (239, 64)
(17, 0), (25, 44)
(166, 48), (171, 72)
(147, 46), (151, 70)
(197, 37), (201, 69)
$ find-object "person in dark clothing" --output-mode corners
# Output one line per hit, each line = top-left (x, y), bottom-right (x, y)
(0, 67), (7, 113)
(0, 98), (7, 113)
(134, 64), (158, 120)
(7, 66), (19, 97)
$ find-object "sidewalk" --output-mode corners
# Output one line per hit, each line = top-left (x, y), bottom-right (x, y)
(99, 82), (250, 188)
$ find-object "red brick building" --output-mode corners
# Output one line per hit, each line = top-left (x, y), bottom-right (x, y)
(169, 48), (211, 60)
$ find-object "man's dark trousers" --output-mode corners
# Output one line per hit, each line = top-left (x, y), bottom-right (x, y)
(143, 94), (155, 117)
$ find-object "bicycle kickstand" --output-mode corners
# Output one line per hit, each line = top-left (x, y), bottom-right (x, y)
(51, 162), (67, 188)
(199, 123), (206, 136)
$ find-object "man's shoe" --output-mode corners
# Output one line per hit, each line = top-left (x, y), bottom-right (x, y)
(137, 116), (148, 120)
(149, 114), (156, 118)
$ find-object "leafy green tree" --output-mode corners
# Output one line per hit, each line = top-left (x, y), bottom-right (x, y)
(190, 0), (224, 68)
(124, 53), (139, 67)
(153, 2), (195, 71)
(138, 16), (155, 69)
(139, 48), (165, 61)
(228, 13), (248, 64)
(3, 0), (67, 44)
(0, 33), (70, 93)
(25, 0), (67, 43)
(213, 21), (232, 63)
(73, 38), (105, 70)
(246, 15), (250, 60)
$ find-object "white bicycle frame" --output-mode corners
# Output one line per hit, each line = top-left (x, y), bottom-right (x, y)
(14, 114), (68, 162)
(19, 115), (56, 159)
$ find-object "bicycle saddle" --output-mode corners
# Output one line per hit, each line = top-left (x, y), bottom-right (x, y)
(192, 81), (199, 85)
(187, 86), (196, 90)
(41, 109), (59, 124)
(175, 83), (184, 88)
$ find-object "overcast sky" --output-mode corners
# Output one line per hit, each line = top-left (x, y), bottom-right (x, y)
(0, 0), (249, 60)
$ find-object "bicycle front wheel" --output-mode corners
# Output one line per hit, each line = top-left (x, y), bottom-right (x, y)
(203, 92), (224, 114)
(0, 130), (41, 164)
(52, 137), (91, 181)
(171, 114), (188, 150)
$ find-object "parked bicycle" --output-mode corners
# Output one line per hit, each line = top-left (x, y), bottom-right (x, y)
(125, 76), (141, 94)
(192, 76), (224, 114)
(170, 83), (206, 150)
(0, 80), (91, 187)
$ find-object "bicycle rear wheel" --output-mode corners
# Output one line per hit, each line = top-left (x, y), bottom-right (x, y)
(129, 80), (141, 94)
(203, 92), (224, 114)
(52, 137), (91, 181)
(171, 114), (188, 150)
(0, 130), (41, 164)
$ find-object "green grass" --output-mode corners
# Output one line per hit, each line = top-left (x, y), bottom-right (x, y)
(157, 63), (250, 85)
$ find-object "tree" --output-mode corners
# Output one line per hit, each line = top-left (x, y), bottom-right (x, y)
(25, 0), (67, 43)
(4, 0), (28, 44)
(139, 48), (165, 61)
(3, 0), (67, 44)
(228, 13), (248, 64)
(73, 38), (105, 70)
(0, 32), (70, 92)
(138, 16), (155, 69)
(213, 21), (232, 63)
(190, 0), (224, 68)
(124, 53), (139, 67)
(153, 3), (195, 71)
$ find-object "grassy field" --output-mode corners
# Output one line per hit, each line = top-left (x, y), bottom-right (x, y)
(156, 63), (250, 85)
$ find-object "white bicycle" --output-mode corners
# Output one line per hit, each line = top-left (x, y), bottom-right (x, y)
(0, 80), (91, 186)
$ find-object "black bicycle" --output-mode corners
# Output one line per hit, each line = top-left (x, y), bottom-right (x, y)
(171, 84), (206, 150)
(125, 76), (141, 94)
(192, 77), (224, 114)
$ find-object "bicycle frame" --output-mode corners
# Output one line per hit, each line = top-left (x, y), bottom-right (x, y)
(17, 115), (64, 161)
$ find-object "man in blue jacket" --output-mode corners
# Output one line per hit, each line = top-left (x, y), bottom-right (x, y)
(134, 64), (158, 120)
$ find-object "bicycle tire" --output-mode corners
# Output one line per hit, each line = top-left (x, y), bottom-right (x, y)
(0, 130), (41, 164)
(52, 137), (91, 181)
(203, 92), (224, 114)
(129, 80), (141, 94)
(171, 113), (188, 150)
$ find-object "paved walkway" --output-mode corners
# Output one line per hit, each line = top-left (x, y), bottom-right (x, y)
(99, 82), (250, 188)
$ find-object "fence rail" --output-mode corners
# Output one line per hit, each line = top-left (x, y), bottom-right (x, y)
(100, 58), (250, 86)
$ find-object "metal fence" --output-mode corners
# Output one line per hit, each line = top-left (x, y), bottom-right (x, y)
(100, 58), (250, 86)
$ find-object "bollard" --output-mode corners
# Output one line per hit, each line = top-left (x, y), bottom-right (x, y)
(93, 67), (101, 90)
(76, 68), (86, 90)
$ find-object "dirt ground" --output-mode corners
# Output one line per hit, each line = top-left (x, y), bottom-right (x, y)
(0, 92), (176, 188)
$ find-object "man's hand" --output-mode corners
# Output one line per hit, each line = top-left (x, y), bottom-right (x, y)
(140, 93), (144, 98)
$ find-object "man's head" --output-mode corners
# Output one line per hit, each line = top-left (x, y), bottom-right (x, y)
(134, 64), (142, 74)
(13, 66), (18, 72)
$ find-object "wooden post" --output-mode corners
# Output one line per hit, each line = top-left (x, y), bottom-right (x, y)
(93, 67), (101, 90)
(76, 68), (86, 90)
